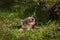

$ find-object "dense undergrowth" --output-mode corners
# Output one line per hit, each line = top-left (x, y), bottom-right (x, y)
(0, 20), (60, 40)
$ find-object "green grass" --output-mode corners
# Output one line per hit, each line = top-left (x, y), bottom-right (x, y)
(0, 21), (60, 40)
